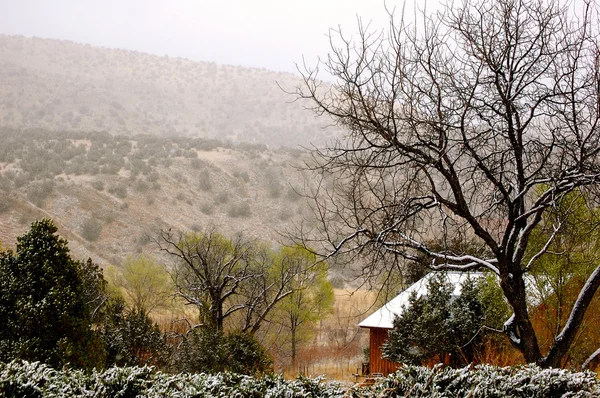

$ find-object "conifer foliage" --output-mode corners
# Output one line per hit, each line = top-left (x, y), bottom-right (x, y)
(383, 274), (484, 366)
(0, 218), (102, 369)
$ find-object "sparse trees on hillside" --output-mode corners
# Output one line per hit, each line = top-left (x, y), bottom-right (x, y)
(295, 0), (600, 368)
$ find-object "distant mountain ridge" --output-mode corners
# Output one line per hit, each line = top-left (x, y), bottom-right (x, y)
(0, 34), (330, 148)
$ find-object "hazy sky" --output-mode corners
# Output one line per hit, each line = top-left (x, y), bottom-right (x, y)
(0, 0), (425, 73)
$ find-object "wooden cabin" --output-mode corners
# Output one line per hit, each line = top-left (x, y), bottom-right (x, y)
(358, 272), (482, 376)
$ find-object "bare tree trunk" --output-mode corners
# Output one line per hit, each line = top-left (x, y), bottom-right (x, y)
(500, 269), (542, 363)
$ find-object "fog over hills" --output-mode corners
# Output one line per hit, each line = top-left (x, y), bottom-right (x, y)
(0, 35), (331, 148)
(0, 36), (344, 278)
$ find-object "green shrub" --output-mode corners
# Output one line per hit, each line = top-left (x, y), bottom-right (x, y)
(91, 180), (105, 191)
(200, 203), (213, 215)
(81, 217), (103, 242)
(146, 172), (159, 183)
(227, 202), (251, 218)
(102, 307), (171, 369)
(0, 176), (11, 191)
(214, 191), (229, 205)
(108, 183), (128, 198)
(134, 180), (149, 192)
(172, 328), (272, 376)
(223, 331), (273, 375)
(26, 180), (55, 207)
(0, 197), (11, 214)
(1, 361), (597, 397)
(198, 169), (212, 191)
(349, 364), (600, 398)
(173, 327), (225, 374)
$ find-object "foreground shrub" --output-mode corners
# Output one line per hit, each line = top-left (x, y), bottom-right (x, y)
(349, 364), (600, 398)
(172, 327), (273, 376)
(0, 361), (343, 398)
(0, 361), (598, 397)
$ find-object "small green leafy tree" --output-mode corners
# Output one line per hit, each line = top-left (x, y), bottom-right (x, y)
(526, 190), (600, 366)
(0, 219), (103, 369)
(118, 254), (173, 315)
(272, 246), (334, 366)
(382, 274), (484, 366)
(89, 261), (171, 369)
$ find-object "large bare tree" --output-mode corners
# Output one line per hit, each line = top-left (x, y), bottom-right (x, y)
(294, 0), (600, 368)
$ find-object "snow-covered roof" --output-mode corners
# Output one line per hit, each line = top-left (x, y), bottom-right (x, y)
(358, 272), (483, 329)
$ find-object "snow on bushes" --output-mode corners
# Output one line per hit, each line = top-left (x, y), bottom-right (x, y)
(0, 360), (598, 397)
(0, 360), (345, 398)
(349, 364), (600, 398)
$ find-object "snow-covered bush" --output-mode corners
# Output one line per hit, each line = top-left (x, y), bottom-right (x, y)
(1, 360), (598, 397)
(0, 360), (344, 397)
(349, 363), (600, 398)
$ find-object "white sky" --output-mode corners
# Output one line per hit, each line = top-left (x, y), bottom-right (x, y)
(0, 0), (427, 73)
(1, 1), (588, 74)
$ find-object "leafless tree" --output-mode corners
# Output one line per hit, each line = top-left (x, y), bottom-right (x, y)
(294, 0), (600, 368)
(158, 228), (316, 335)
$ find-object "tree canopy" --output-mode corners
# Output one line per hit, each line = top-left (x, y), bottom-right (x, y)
(296, 0), (600, 367)
(118, 254), (173, 315)
(271, 246), (334, 365)
(158, 228), (324, 335)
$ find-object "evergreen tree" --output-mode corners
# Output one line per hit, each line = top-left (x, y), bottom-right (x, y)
(0, 219), (103, 368)
(382, 274), (484, 366)
(172, 327), (272, 375)
(101, 304), (170, 368)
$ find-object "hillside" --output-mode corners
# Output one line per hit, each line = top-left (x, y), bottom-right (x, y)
(0, 128), (326, 271)
(0, 35), (330, 148)
(0, 35), (351, 278)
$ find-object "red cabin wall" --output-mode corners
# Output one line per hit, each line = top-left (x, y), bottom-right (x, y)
(369, 327), (400, 375)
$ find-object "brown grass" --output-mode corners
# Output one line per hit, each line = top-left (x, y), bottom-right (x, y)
(278, 289), (375, 381)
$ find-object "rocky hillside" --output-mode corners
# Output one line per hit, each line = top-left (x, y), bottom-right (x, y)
(0, 35), (330, 148)
(0, 128), (325, 271)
